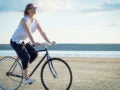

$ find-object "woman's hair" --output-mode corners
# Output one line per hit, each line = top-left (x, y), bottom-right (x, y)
(24, 3), (33, 16)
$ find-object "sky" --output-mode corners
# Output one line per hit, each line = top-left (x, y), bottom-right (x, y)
(0, 0), (120, 44)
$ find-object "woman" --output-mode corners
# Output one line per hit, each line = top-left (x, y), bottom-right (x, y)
(10, 3), (51, 84)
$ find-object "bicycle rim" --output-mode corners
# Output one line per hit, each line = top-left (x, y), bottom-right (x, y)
(41, 58), (72, 90)
(0, 57), (23, 90)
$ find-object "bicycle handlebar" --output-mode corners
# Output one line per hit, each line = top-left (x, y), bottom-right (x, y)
(32, 41), (56, 53)
(33, 41), (56, 48)
(43, 41), (56, 47)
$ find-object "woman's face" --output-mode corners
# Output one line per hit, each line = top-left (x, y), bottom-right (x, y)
(27, 5), (37, 15)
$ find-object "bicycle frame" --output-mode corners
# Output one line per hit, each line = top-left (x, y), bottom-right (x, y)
(0, 42), (72, 90)
(29, 48), (50, 77)
(8, 47), (57, 79)
(6, 57), (23, 78)
(29, 47), (57, 78)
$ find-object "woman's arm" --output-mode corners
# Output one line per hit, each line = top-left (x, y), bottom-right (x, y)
(37, 23), (51, 43)
(21, 19), (36, 45)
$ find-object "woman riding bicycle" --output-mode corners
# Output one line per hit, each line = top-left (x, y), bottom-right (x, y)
(10, 3), (51, 84)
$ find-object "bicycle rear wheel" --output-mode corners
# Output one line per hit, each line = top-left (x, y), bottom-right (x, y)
(0, 56), (23, 90)
(41, 58), (72, 90)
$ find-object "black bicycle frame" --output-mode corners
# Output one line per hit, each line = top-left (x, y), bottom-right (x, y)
(29, 48), (57, 78)
(29, 48), (49, 77)
(7, 57), (21, 77)
(8, 47), (57, 79)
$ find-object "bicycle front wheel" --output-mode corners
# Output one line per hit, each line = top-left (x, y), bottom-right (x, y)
(41, 58), (72, 90)
(0, 56), (23, 90)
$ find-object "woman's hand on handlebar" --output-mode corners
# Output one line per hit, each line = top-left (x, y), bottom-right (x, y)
(50, 41), (56, 45)
(33, 41), (56, 47)
(33, 42), (40, 46)
(46, 41), (56, 46)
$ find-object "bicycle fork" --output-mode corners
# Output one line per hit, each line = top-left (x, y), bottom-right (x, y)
(48, 60), (58, 78)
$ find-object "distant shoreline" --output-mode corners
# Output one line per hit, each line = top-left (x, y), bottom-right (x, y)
(0, 44), (120, 51)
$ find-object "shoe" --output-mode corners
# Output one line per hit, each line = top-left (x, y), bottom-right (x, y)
(23, 78), (35, 84)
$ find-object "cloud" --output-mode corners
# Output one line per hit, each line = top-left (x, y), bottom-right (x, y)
(0, 0), (120, 12)
(0, 0), (74, 12)
(102, 2), (120, 11)
(104, 22), (120, 28)
(37, 0), (74, 11)
(83, 2), (120, 13)
(0, 0), (37, 12)
(67, 0), (120, 13)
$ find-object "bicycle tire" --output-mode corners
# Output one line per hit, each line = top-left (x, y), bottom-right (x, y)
(0, 56), (23, 90)
(41, 58), (72, 90)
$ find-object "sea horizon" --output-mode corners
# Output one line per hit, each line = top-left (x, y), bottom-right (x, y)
(0, 43), (120, 51)
(0, 44), (120, 58)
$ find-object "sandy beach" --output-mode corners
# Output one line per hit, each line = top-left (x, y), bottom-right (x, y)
(0, 57), (120, 90)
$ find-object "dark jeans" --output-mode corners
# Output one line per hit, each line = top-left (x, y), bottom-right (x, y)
(10, 40), (38, 70)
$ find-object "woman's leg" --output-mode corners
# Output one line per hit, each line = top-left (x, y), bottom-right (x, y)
(25, 43), (38, 63)
(10, 41), (30, 79)
(23, 68), (29, 79)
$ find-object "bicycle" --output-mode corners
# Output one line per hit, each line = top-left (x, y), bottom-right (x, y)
(0, 43), (72, 90)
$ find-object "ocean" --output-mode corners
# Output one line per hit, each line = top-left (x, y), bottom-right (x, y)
(0, 44), (120, 58)
(0, 50), (120, 58)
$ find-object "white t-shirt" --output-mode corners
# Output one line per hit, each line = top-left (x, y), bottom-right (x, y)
(11, 15), (38, 44)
